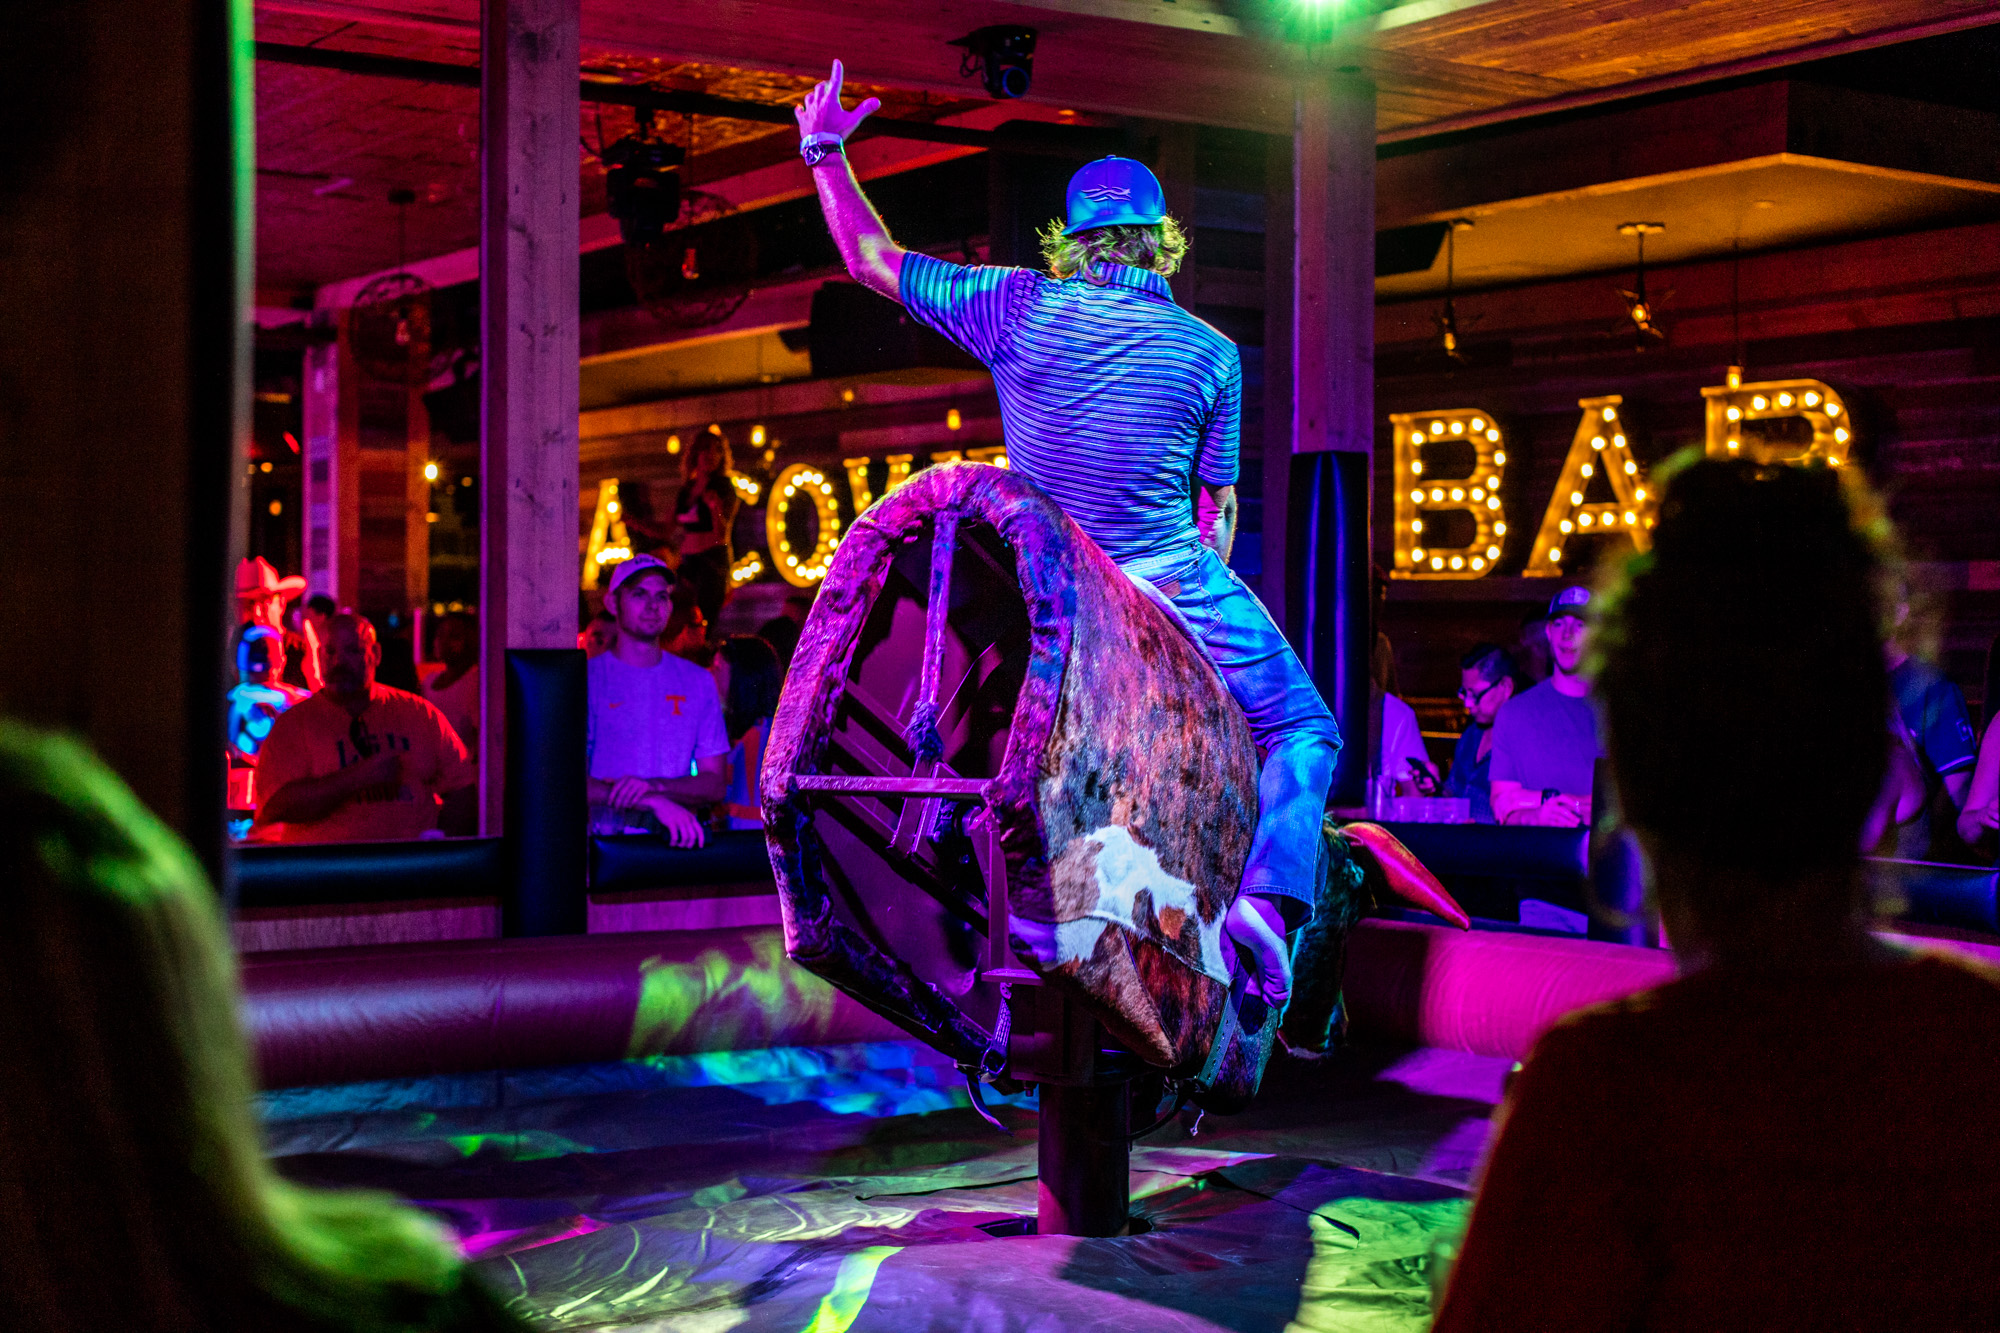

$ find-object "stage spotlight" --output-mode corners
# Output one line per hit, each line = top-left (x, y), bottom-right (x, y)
(951, 26), (1037, 99)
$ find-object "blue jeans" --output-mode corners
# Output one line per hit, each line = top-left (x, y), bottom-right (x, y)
(1121, 545), (1342, 922)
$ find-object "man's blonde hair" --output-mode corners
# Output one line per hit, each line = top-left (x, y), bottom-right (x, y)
(1036, 218), (1190, 284)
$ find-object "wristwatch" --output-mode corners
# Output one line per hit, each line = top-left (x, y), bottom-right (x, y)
(800, 133), (844, 167)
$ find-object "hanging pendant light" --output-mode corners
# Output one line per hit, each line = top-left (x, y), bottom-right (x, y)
(1616, 222), (1668, 343)
(1435, 218), (1476, 362)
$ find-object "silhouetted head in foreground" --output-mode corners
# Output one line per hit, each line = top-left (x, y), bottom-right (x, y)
(0, 723), (523, 1331)
(1589, 456), (1897, 962)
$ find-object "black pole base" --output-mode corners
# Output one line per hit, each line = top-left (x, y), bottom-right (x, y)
(1036, 1081), (1131, 1237)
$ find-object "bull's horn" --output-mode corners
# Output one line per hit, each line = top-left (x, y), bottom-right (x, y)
(1340, 822), (1471, 930)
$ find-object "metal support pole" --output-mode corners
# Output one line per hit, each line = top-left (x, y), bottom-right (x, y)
(1037, 1081), (1131, 1237)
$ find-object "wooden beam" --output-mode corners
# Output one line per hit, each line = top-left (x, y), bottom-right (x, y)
(1262, 131), (1296, 628)
(479, 0), (582, 832)
(1293, 67), (1377, 455)
(0, 0), (247, 878)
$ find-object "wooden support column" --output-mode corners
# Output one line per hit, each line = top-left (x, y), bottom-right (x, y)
(1285, 67), (1375, 806)
(1292, 68), (1375, 461)
(302, 315), (358, 605)
(479, 0), (581, 834)
(1261, 132), (1296, 632)
(0, 2), (248, 882)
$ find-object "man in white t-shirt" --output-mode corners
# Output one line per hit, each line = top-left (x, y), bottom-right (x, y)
(588, 555), (729, 847)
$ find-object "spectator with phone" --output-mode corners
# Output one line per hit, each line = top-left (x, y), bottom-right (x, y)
(1488, 586), (1603, 828)
(1446, 644), (1518, 823)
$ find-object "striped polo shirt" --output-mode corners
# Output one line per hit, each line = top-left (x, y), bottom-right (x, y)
(899, 252), (1241, 565)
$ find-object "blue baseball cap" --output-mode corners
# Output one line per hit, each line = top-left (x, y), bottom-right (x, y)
(1062, 156), (1168, 235)
(1548, 585), (1591, 621)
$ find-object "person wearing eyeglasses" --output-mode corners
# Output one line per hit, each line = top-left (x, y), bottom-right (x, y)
(255, 613), (475, 841)
(1445, 644), (1518, 824)
(1488, 587), (1603, 829)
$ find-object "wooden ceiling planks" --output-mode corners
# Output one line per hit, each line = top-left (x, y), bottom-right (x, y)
(250, 0), (2000, 295)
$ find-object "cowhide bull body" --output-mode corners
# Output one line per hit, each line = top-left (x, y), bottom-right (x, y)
(762, 462), (1461, 1104)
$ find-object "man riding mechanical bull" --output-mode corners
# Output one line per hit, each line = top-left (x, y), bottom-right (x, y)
(795, 64), (1461, 1028)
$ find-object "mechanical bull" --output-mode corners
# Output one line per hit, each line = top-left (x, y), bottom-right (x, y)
(761, 463), (1464, 1235)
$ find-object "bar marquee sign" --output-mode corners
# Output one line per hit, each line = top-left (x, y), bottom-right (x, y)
(1391, 372), (1854, 580)
(583, 375), (1854, 592)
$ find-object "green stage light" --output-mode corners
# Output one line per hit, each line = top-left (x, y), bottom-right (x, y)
(1276, 0), (1381, 45)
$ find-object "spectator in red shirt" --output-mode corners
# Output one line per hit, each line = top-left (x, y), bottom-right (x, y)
(1434, 457), (2000, 1332)
(256, 614), (475, 842)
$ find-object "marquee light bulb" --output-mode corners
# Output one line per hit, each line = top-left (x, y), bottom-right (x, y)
(1726, 406), (1742, 421)
(1560, 519), (1573, 533)
(1752, 395), (1768, 410)
(1450, 420), (1465, 435)
(1635, 488), (1647, 500)
(1494, 521), (1507, 535)
(1486, 545), (1501, 559)
(1471, 488), (1485, 501)
(1624, 510), (1636, 524)
(1550, 547), (1563, 561)
(1804, 391), (1820, 406)
(1410, 489), (1424, 503)
(1488, 431), (1501, 444)
(1431, 488), (1445, 502)
(1413, 547), (1425, 561)
(1450, 487), (1465, 501)
(1579, 513), (1593, 527)
(1430, 421), (1444, 435)
(1570, 490), (1583, 505)
(1834, 427), (1850, 442)
(1486, 496), (1500, 510)
(1601, 407), (1615, 421)
(1613, 434), (1626, 448)
(1431, 556), (1445, 570)
(1472, 418), (1486, 431)
(1493, 450), (1506, 464)
(1412, 520), (1424, 533)
(1624, 460), (1637, 474)
(1581, 463), (1594, 478)
(1412, 460), (1424, 474)
(1592, 436), (1605, 450)
(1777, 393), (1794, 408)
(1471, 557), (1485, 571)
(1827, 403), (1841, 417)
(1412, 431), (1426, 444)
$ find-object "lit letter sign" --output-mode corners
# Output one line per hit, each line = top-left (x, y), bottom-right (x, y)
(1702, 373), (1852, 466)
(581, 478), (633, 590)
(1389, 409), (1508, 577)
(768, 464), (844, 587)
(1523, 396), (1654, 577)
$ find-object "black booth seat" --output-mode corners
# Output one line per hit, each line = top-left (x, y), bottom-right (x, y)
(1873, 858), (2000, 935)
(234, 837), (506, 909)
(588, 829), (774, 895)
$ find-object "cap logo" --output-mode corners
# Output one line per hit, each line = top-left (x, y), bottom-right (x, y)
(1080, 184), (1132, 202)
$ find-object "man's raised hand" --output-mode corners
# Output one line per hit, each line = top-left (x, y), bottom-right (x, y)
(794, 59), (881, 143)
